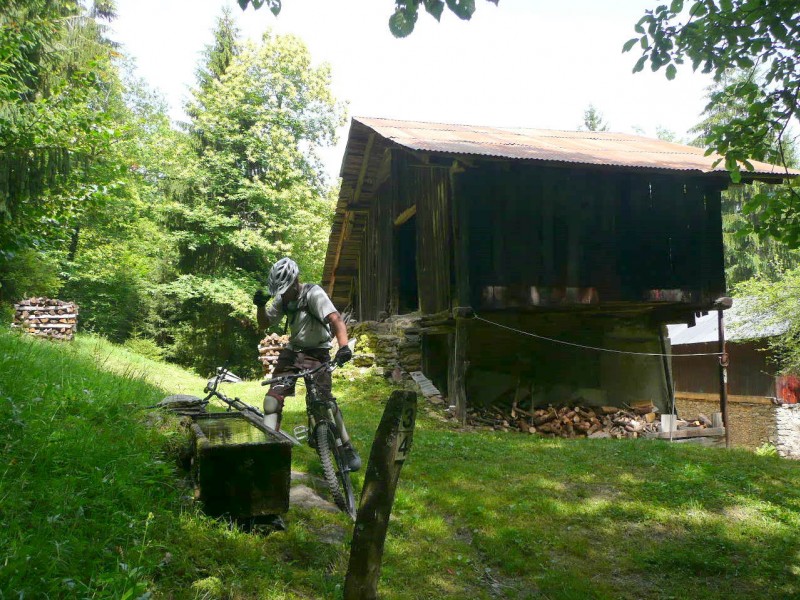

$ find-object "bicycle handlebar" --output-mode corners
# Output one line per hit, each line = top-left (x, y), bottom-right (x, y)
(260, 361), (338, 386)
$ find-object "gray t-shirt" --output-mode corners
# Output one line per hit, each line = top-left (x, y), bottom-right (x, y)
(265, 283), (337, 350)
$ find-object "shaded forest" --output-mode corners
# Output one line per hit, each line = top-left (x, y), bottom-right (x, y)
(0, 2), (344, 376)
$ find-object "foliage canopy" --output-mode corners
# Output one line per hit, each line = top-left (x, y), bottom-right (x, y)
(0, 0), (123, 257)
(626, 0), (800, 245)
(236, 0), (499, 38)
(157, 17), (344, 375)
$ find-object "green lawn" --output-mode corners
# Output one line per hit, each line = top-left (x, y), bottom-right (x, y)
(1, 329), (799, 599)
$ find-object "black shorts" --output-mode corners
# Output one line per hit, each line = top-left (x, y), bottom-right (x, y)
(268, 348), (332, 400)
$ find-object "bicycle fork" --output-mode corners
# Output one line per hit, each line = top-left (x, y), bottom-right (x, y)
(295, 399), (351, 449)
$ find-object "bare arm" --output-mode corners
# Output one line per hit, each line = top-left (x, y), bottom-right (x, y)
(256, 304), (271, 332)
(327, 311), (349, 348)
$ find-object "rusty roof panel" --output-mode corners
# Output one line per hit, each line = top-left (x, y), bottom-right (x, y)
(353, 116), (796, 176)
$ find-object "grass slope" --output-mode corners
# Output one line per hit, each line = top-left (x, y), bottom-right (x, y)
(1, 330), (800, 599)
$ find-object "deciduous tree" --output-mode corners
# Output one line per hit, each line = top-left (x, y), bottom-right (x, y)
(0, 0), (123, 259)
(625, 0), (800, 245)
(159, 17), (345, 375)
(236, 0), (499, 38)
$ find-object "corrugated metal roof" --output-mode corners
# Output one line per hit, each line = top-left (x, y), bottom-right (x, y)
(668, 298), (787, 345)
(354, 116), (797, 177)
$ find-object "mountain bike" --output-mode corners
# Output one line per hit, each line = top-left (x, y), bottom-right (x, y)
(262, 362), (357, 520)
(201, 367), (300, 446)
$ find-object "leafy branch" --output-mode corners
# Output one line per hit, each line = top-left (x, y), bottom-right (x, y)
(236, 0), (499, 38)
(626, 0), (800, 246)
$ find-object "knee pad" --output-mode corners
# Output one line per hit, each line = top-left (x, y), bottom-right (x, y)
(263, 392), (283, 415)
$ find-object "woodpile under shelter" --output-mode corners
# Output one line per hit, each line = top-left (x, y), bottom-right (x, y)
(322, 117), (792, 417)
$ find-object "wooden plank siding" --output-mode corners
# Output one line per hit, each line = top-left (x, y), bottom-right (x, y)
(456, 163), (727, 311)
(342, 149), (727, 320)
(411, 165), (452, 314)
(358, 183), (394, 320)
(672, 341), (778, 399)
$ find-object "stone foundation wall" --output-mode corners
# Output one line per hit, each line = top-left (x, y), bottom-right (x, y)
(775, 404), (800, 459)
(675, 398), (776, 450)
(350, 314), (422, 374)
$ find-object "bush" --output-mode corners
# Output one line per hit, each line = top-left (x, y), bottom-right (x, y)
(124, 335), (166, 361)
(62, 265), (151, 344)
(0, 249), (63, 300)
(0, 302), (15, 326)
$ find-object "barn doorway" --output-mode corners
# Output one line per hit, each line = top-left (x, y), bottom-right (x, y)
(396, 214), (418, 313)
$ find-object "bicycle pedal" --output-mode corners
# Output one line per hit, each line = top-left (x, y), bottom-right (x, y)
(293, 425), (308, 441)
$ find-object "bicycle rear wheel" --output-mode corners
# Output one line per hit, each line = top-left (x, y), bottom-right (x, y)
(314, 421), (356, 520)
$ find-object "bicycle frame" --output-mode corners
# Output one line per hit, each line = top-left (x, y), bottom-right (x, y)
(263, 361), (357, 518)
(261, 363), (345, 454)
(205, 367), (300, 446)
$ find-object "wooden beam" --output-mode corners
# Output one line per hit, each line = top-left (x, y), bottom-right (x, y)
(448, 319), (469, 426)
(329, 133), (375, 295)
(645, 427), (726, 440)
(450, 161), (470, 307)
(393, 205), (417, 227)
(675, 391), (775, 406)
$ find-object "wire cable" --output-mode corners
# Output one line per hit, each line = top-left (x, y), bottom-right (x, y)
(474, 315), (723, 358)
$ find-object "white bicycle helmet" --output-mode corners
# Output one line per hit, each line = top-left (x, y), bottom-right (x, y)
(267, 257), (299, 297)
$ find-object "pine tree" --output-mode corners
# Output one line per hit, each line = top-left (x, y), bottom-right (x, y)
(581, 104), (609, 132)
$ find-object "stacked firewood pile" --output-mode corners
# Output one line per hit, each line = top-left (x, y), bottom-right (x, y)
(12, 298), (78, 341)
(258, 333), (289, 375)
(467, 401), (667, 438)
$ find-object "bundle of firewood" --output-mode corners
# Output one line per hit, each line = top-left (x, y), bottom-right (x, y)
(258, 333), (289, 375)
(468, 401), (666, 439)
(12, 298), (78, 341)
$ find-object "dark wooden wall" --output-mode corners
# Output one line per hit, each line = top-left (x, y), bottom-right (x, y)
(355, 155), (726, 319)
(356, 152), (451, 319)
(672, 341), (777, 398)
(358, 181), (394, 320)
(406, 163), (451, 314)
(458, 164), (726, 310)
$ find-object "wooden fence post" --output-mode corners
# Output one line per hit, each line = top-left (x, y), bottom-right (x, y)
(344, 390), (417, 600)
(450, 319), (469, 426)
(449, 307), (474, 426)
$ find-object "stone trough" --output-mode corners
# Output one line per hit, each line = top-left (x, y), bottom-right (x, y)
(190, 413), (292, 518)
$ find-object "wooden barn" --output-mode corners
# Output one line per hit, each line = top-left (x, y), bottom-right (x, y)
(322, 117), (791, 417)
(668, 299), (800, 450)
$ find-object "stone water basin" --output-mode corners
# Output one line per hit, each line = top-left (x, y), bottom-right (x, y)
(190, 412), (291, 518)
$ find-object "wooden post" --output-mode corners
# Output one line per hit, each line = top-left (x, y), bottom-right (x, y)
(449, 319), (469, 426)
(448, 162), (471, 427)
(659, 325), (675, 415)
(344, 390), (417, 600)
(715, 296), (733, 449)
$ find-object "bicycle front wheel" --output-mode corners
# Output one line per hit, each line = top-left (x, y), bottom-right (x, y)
(314, 421), (356, 520)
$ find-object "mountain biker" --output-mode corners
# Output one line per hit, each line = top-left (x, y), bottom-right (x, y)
(253, 257), (361, 471)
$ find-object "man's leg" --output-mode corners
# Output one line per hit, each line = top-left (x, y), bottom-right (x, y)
(263, 349), (298, 431)
(308, 350), (361, 471)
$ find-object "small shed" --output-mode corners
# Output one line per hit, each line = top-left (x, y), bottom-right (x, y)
(668, 299), (800, 452)
(323, 117), (792, 416)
